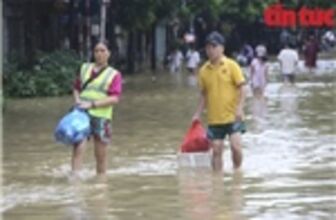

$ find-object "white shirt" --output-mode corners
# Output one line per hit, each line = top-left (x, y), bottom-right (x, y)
(172, 51), (183, 67)
(277, 48), (299, 74)
(186, 50), (201, 69)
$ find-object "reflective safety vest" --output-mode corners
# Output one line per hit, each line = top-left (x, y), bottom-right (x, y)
(79, 63), (118, 120)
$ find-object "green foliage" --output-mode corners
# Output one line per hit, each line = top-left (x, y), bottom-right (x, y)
(218, 0), (276, 23)
(113, 0), (184, 30)
(154, 0), (179, 20)
(283, 0), (336, 8)
(111, 0), (281, 34)
(4, 50), (81, 98)
(172, 0), (278, 36)
(113, 0), (157, 30)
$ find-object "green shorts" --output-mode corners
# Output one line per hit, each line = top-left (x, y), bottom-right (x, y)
(207, 121), (246, 140)
(89, 115), (112, 144)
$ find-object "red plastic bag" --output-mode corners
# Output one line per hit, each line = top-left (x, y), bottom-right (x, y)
(180, 120), (210, 153)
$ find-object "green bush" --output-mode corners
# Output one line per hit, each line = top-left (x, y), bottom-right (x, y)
(4, 50), (82, 97)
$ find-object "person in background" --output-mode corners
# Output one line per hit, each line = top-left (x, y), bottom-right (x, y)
(236, 42), (254, 67)
(192, 31), (247, 172)
(322, 30), (335, 51)
(168, 47), (184, 74)
(186, 44), (201, 75)
(72, 41), (122, 177)
(303, 35), (319, 74)
(277, 43), (299, 85)
(243, 43), (254, 66)
(186, 44), (201, 86)
(250, 46), (268, 99)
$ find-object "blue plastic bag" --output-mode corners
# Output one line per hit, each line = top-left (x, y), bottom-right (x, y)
(54, 108), (91, 145)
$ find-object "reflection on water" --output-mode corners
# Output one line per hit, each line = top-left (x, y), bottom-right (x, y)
(250, 97), (268, 132)
(178, 169), (245, 220)
(3, 73), (336, 220)
(179, 169), (215, 220)
(63, 178), (112, 220)
(279, 85), (299, 114)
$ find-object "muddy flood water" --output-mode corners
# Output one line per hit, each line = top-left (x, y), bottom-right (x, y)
(2, 72), (336, 220)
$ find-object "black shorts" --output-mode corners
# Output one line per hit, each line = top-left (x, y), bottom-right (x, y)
(207, 121), (246, 140)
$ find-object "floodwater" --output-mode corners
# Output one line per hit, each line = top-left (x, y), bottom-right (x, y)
(2, 72), (336, 220)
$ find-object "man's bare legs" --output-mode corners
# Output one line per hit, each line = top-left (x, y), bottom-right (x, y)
(229, 133), (243, 169)
(211, 140), (224, 171)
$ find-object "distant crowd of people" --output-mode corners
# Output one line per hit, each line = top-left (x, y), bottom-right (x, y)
(236, 33), (323, 99)
(166, 44), (201, 77)
(165, 30), (328, 89)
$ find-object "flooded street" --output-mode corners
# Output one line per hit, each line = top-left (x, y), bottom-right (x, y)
(2, 73), (336, 220)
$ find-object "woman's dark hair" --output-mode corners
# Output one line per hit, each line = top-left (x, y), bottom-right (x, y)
(93, 40), (111, 50)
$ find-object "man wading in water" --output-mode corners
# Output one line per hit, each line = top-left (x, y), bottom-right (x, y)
(192, 32), (247, 172)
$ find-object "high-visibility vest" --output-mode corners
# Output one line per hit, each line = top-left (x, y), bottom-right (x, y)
(79, 63), (118, 120)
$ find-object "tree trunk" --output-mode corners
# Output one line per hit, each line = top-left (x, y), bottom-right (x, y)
(136, 30), (144, 71)
(78, 14), (84, 58)
(24, 0), (36, 67)
(85, 0), (91, 61)
(69, 0), (77, 51)
(127, 30), (135, 74)
(150, 23), (156, 71)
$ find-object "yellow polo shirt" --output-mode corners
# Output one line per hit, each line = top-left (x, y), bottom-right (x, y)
(198, 56), (245, 125)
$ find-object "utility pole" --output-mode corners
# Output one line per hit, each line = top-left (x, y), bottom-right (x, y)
(85, 0), (91, 61)
(100, 0), (110, 42)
